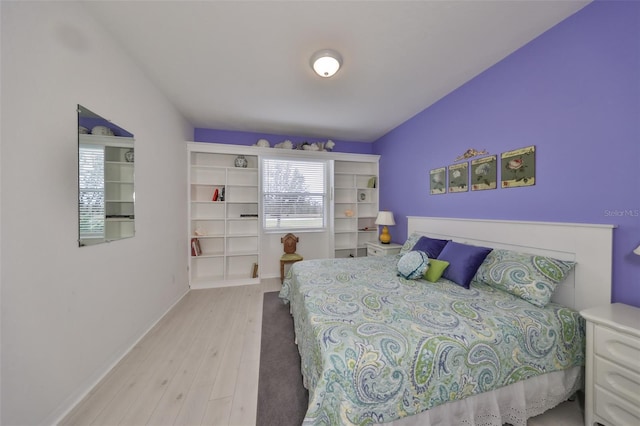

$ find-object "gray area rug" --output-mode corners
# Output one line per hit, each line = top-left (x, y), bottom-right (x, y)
(257, 291), (308, 426)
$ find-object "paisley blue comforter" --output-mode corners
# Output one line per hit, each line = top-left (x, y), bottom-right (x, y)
(279, 255), (585, 425)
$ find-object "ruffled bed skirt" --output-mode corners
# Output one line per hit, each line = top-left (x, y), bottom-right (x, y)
(381, 366), (582, 426)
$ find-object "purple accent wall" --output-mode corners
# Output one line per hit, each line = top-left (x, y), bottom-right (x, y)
(194, 128), (373, 154)
(374, 1), (640, 307)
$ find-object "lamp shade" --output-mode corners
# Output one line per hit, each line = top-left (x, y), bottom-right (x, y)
(311, 49), (342, 78)
(634, 244), (640, 255)
(375, 211), (396, 226)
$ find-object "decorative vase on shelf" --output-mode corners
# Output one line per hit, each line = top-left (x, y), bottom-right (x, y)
(125, 149), (134, 163)
(234, 155), (248, 168)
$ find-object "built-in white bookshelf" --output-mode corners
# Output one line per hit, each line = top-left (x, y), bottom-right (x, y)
(79, 134), (135, 244)
(187, 141), (380, 283)
(104, 145), (135, 240)
(188, 146), (259, 288)
(334, 160), (379, 258)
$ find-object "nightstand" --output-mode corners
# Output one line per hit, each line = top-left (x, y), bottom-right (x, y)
(366, 241), (402, 257)
(580, 303), (640, 426)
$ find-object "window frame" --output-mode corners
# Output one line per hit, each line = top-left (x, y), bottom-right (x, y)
(78, 143), (106, 240)
(261, 156), (330, 233)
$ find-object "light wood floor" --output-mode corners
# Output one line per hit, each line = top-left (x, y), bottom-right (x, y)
(60, 278), (583, 426)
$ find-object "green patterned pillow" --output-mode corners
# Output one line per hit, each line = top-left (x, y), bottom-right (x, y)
(400, 232), (423, 254)
(473, 249), (576, 307)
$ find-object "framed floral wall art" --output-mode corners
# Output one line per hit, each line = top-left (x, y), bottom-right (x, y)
(448, 162), (469, 193)
(501, 145), (536, 188)
(429, 167), (446, 195)
(471, 155), (497, 191)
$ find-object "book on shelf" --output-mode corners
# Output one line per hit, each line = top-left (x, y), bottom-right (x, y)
(191, 238), (202, 256)
(251, 263), (258, 278)
(212, 188), (219, 201)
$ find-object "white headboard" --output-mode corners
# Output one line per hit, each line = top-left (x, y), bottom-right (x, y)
(407, 217), (615, 311)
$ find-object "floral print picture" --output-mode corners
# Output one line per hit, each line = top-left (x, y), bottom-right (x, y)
(429, 167), (446, 195)
(448, 162), (468, 193)
(471, 155), (497, 191)
(501, 145), (536, 188)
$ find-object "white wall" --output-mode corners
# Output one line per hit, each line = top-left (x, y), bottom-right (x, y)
(261, 232), (331, 279)
(1, 2), (191, 425)
(0, 3), (4, 423)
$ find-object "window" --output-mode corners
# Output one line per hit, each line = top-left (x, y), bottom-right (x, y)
(262, 158), (327, 231)
(78, 144), (105, 238)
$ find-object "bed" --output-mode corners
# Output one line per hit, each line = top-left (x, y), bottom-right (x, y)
(279, 217), (615, 426)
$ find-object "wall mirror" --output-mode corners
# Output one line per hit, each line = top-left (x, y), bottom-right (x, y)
(78, 105), (135, 246)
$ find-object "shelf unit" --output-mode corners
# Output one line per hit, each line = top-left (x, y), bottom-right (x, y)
(104, 146), (134, 240)
(79, 134), (135, 244)
(334, 160), (379, 258)
(188, 145), (259, 288)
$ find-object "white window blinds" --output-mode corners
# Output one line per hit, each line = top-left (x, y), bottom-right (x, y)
(79, 144), (105, 238)
(262, 158), (327, 231)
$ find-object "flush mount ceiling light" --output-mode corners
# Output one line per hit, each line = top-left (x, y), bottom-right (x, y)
(311, 49), (342, 78)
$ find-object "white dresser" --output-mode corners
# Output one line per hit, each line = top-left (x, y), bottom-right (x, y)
(581, 303), (640, 426)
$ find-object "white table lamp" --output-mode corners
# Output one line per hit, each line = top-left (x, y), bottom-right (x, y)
(375, 211), (396, 244)
(634, 244), (640, 255)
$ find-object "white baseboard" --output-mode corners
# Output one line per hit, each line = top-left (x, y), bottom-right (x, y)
(48, 288), (189, 426)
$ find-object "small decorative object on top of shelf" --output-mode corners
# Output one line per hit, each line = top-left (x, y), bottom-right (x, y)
(125, 149), (134, 163)
(274, 140), (294, 149)
(234, 155), (248, 168)
(359, 191), (366, 201)
(91, 125), (114, 136)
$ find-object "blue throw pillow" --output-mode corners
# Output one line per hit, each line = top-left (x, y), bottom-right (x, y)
(397, 250), (430, 280)
(412, 236), (450, 259)
(437, 241), (492, 288)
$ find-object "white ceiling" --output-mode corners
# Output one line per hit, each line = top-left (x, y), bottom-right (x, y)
(83, 0), (590, 142)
